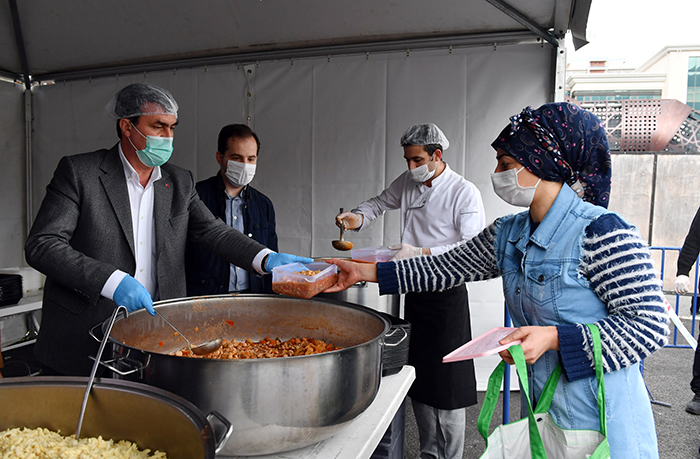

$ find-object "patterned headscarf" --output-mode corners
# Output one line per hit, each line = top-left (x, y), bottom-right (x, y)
(491, 102), (612, 208)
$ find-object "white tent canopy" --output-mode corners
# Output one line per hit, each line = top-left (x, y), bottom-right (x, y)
(0, 0), (589, 84)
(0, 0), (590, 388)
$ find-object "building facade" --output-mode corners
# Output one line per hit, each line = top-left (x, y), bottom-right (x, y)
(567, 45), (700, 107)
(566, 46), (700, 290)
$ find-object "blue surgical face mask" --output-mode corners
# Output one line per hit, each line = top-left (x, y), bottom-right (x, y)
(129, 123), (174, 167)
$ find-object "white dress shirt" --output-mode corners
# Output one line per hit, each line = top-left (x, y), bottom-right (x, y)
(353, 163), (485, 255)
(101, 145), (161, 300)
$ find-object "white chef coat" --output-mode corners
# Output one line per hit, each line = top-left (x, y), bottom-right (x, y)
(353, 163), (485, 255)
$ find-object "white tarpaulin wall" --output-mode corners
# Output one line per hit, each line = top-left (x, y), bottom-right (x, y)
(0, 82), (24, 266)
(27, 42), (550, 387)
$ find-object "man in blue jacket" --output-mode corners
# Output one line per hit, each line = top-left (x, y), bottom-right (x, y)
(186, 124), (278, 295)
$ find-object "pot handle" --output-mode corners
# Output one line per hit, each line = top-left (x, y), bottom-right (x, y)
(207, 410), (234, 455)
(89, 355), (144, 376)
(88, 322), (104, 343)
(89, 308), (129, 343)
(384, 326), (408, 347)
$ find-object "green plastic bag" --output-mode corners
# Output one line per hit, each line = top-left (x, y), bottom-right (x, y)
(477, 324), (610, 459)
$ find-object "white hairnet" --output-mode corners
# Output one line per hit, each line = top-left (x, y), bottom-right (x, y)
(400, 123), (449, 150)
(105, 82), (179, 119)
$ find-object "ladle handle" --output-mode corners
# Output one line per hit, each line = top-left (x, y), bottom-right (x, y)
(155, 309), (192, 349)
(339, 207), (345, 238)
(77, 305), (127, 439)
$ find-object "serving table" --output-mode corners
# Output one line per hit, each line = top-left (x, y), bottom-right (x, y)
(222, 365), (415, 459)
(0, 295), (415, 459)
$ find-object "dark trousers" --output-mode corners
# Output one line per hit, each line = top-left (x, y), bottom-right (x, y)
(692, 344), (700, 394)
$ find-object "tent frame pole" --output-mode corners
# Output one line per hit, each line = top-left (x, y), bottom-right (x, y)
(33, 31), (546, 84)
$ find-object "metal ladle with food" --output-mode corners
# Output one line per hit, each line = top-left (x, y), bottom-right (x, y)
(155, 309), (223, 356)
(332, 208), (354, 251)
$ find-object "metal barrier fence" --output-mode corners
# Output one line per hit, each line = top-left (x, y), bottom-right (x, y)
(652, 246), (698, 348)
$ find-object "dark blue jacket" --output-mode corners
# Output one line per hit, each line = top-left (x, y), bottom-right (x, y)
(185, 173), (278, 295)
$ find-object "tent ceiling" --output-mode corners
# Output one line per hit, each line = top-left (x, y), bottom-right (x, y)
(0, 0), (589, 84)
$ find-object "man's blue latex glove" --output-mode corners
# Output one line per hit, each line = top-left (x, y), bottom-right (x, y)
(265, 253), (314, 273)
(113, 275), (155, 315)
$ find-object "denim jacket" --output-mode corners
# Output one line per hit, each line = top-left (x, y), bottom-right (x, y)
(494, 184), (659, 458)
(377, 183), (667, 457)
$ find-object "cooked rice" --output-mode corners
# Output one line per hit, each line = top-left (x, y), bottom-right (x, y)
(0, 427), (168, 458)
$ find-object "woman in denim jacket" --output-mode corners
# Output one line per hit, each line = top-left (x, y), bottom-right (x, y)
(327, 102), (669, 458)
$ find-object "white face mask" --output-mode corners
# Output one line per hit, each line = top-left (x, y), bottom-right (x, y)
(224, 159), (256, 187)
(490, 167), (541, 207)
(410, 155), (436, 183)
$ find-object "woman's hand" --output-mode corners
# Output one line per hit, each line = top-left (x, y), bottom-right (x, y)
(324, 258), (378, 292)
(497, 326), (559, 365)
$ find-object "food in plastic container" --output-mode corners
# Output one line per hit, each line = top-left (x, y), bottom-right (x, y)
(350, 246), (399, 263)
(272, 262), (339, 299)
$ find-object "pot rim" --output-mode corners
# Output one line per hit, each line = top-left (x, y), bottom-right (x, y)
(0, 375), (212, 420)
(102, 294), (391, 361)
(0, 375), (223, 457)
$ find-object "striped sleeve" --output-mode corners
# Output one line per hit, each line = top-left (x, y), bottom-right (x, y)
(557, 213), (669, 381)
(376, 220), (501, 295)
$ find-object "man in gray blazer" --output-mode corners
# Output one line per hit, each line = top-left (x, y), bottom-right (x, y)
(25, 83), (312, 376)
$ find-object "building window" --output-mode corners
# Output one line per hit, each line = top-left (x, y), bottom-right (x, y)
(574, 91), (661, 102)
(688, 57), (700, 111)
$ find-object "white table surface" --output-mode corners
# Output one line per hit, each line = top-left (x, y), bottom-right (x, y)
(222, 365), (416, 459)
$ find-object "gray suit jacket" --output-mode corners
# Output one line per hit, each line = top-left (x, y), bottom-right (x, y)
(25, 145), (266, 375)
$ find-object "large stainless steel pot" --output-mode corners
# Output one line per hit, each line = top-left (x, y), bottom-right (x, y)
(0, 376), (229, 458)
(101, 294), (389, 456)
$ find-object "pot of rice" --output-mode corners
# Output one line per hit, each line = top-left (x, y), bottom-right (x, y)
(0, 376), (231, 458)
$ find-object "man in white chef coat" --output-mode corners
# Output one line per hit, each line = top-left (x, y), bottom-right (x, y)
(335, 123), (485, 459)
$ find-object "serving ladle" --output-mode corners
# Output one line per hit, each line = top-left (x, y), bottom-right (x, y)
(332, 207), (354, 251)
(77, 305), (126, 438)
(155, 309), (223, 356)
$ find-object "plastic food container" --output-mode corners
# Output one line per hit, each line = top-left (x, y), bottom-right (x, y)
(272, 262), (339, 299)
(350, 246), (399, 263)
